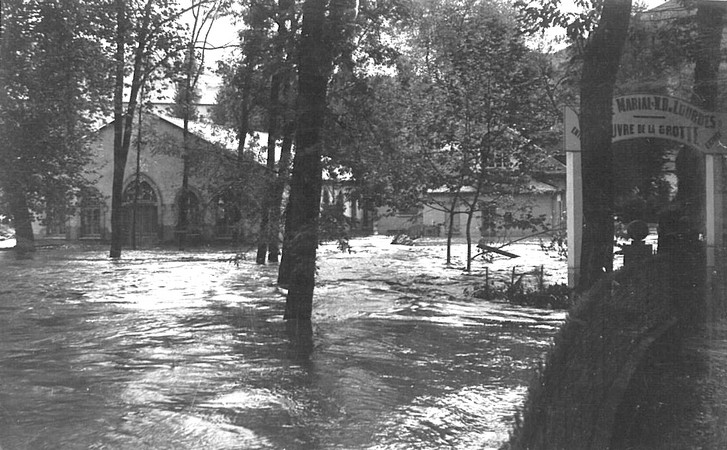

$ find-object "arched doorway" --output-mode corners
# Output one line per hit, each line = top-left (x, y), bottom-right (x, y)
(123, 179), (159, 247)
(565, 94), (727, 287)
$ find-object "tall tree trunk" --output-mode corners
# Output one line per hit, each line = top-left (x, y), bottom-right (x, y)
(269, 122), (295, 263)
(8, 188), (35, 256)
(283, 0), (330, 320)
(577, 0), (631, 291)
(178, 135), (190, 250)
(675, 4), (725, 230)
(178, 49), (193, 251)
(109, 0), (128, 258)
(278, 196), (295, 287)
(268, 0), (295, 263)
(0, 3), (34, 256)
(257, 74), (282, 264)
(131, 89), (144, 250)
(692, 5), (723, 112)
(465, 184), (483, 273)
(110, 0), (153, 258)
(445, 193), (459, 266)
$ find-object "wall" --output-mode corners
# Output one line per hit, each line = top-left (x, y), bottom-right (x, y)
(32, 113), (252, 246)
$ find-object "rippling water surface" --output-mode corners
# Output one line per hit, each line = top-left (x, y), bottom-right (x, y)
(0, 237), (564, 449)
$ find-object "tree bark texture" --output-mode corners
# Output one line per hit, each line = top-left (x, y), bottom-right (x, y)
(257, 74), (282, 263)
(692, 5), (724, 112)
(110, 0), (153, 258)
(109, 0), (128, 259)
(0, 2), (35, 255)
(283, 0), (330, 320)
(8, 187), (35, 256)
(675, 4), (725, 230)
(577, 0), (632, 291)
(269, 123), (294, 263)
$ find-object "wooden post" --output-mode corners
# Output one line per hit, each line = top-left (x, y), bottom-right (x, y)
(705, 154), (723, 267)
(567, 149), (583, 288)
(485, 266), (489, 299)
(565, 106), (583, 289)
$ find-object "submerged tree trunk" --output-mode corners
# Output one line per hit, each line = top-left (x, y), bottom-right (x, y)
(110, 0), (153, 258)
(257, 74), (281, 263)
(9, 188), (35, 256)
(445, 193), (459, 266)
(577, 0), (631, 291)
(283, 0), (330, 320)
(109, 0), (127, 258)
(178, 130), (190, 250)
(465, 185), (482, 273)
(278, 198), (295, 287)
(269, 123), (294, 263)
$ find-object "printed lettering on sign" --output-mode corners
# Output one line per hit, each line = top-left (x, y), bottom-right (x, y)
(565, 95), (727, 154)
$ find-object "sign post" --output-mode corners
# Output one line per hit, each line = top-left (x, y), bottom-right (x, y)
(564, 94), (727, 288)
(565, 107), (582, 288)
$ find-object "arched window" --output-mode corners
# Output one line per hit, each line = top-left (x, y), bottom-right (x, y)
(123, 181), (157, 204)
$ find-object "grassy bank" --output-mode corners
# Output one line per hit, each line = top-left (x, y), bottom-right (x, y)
(504, 252), (708, 449)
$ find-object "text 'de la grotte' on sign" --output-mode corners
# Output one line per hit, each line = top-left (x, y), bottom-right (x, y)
(565, 94), (727, 154)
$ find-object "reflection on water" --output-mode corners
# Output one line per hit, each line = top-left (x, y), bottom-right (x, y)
(0, 242), (562, 449)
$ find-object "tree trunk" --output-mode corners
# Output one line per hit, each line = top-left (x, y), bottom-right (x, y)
(236, 111), (249, 167)
(269, 122), (294, 263)
(283, 0), (330, 320)
(465, 186), (482, 273)
(178, 139), (190, 250)
(445, 193), (459, 266)
(9, 188), (35, 256)
(109, 0), (128, 259)
(110, 0), (153, 258)
(278, 198), (294, 287)
(0, 6), (34, 256)
(257, 74), (281, 264)
(675, 4), (725, 230)
(577, 0), (631, 291)
(693, 5), (723, 112)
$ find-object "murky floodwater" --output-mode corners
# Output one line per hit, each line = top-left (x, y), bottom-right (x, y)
(0, 238), (564, 449)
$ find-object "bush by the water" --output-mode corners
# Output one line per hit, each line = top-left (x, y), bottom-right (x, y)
(469, 265), (572, 310)
(503, 256), (695, 449)
(508, 283), (572, 309)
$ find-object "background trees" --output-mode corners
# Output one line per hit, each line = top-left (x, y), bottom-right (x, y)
(172, 0), (222, 251)
(577, 0), (632, 290)
(0, 0), (114, 255)
(282, 0), (360, 320)
(109, 0), (188, 258)
(408, 0), (554, 269)
(326, 0), (557, 271)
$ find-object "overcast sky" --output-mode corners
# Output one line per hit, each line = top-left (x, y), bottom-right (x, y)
(187, 0), (670, 104)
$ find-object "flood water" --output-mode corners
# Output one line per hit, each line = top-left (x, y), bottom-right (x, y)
(0, 237), (564, 449)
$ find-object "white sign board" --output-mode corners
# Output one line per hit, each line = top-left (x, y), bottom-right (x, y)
(565, 94), (727, 154)
(565, 94), (725, 287)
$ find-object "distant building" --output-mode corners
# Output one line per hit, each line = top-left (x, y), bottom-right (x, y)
(31, 108), (566, 246)
(373, 152), (566, 239)
(33, 112), (267, 246)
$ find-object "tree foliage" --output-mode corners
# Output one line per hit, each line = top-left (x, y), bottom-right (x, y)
(0, 0), (114, 254)
(326, 0), (556, 269)
(109, 0), (189, 258)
